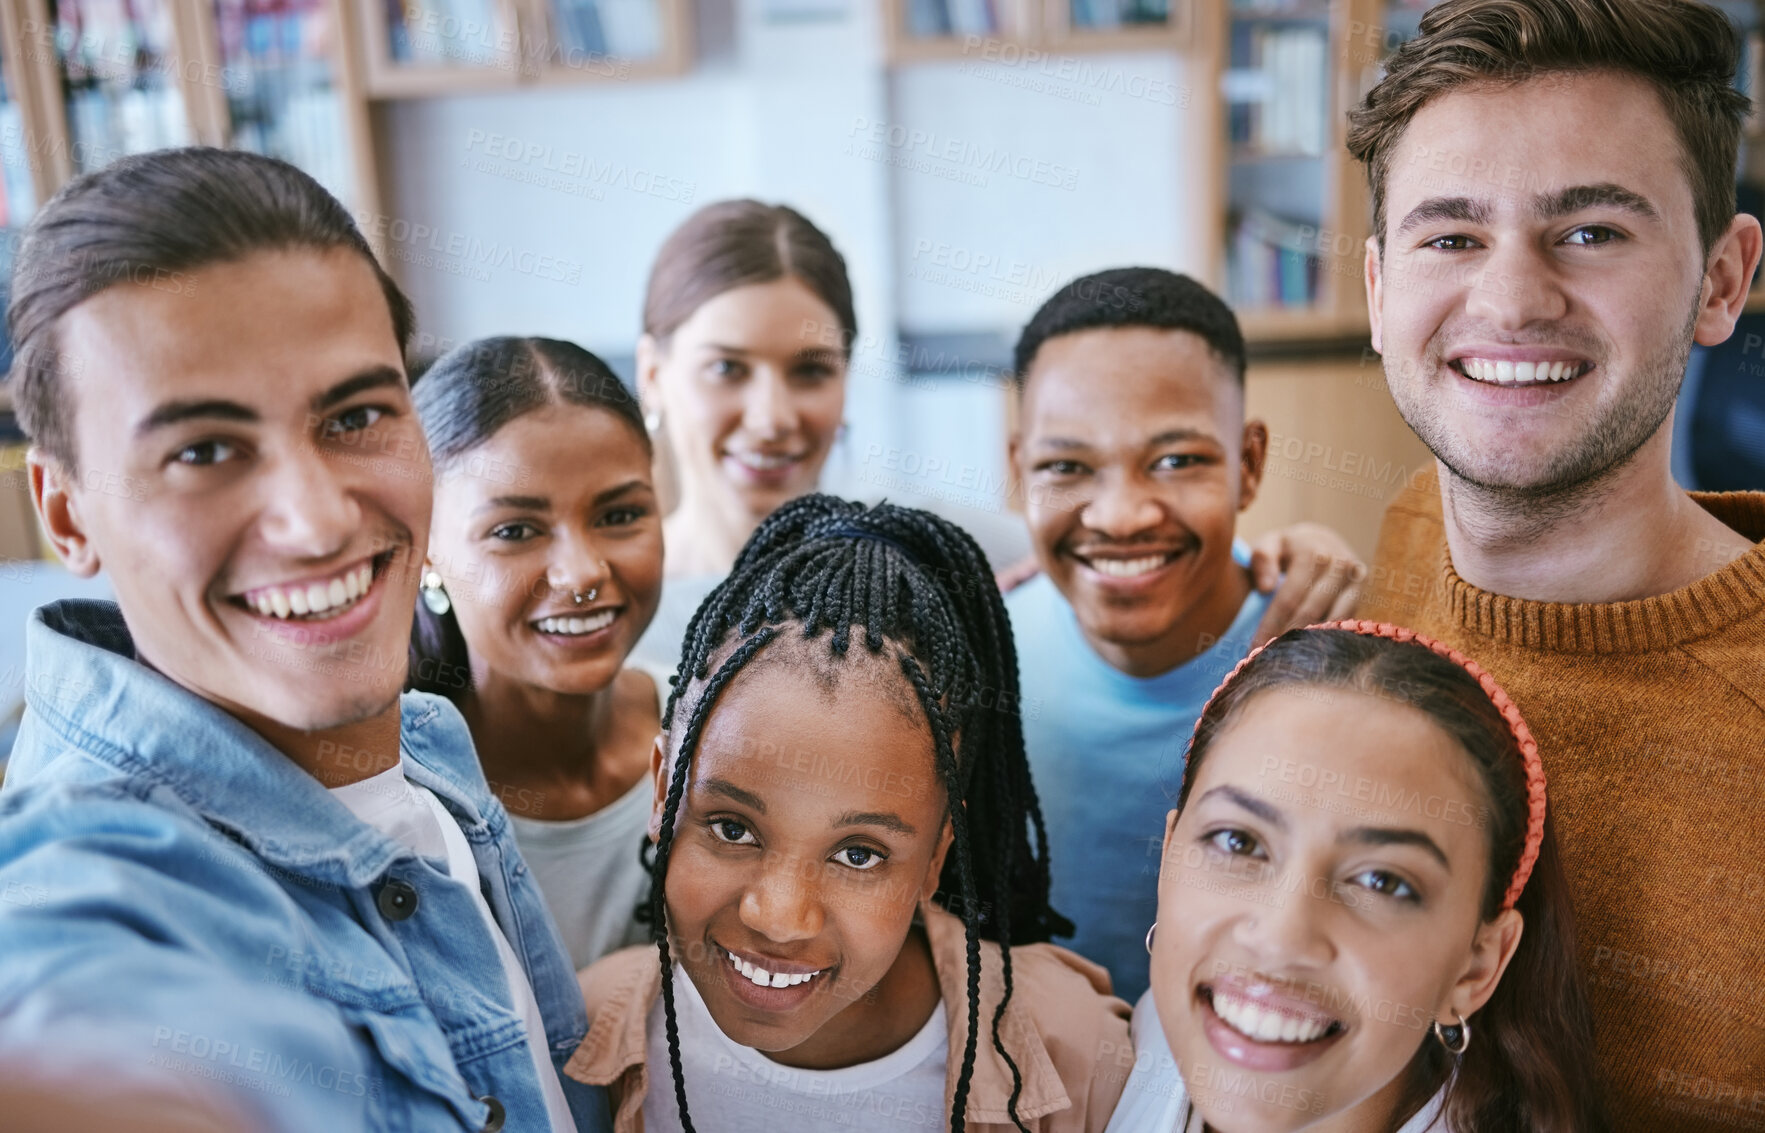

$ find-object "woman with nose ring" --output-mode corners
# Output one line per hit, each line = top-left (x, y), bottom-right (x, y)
(410, 336), (666, 968)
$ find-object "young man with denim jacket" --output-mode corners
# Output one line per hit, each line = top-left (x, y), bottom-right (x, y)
(0, 148), (609, 1132)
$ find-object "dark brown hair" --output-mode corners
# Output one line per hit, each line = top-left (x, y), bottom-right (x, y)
(1177, 628), (1608, 1133)
(1347, 0), (1748, 254)
(7, 147), (414, 469)
(642, 199), (856, 354)
(407, 336), (647, 702)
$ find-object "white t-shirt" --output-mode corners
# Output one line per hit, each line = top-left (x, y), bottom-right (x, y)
(1104, 991), (1451, 1133)
(508, 773), (652, 970)
(641, 964), (950, 1131)
(329, 758), (575, 1132)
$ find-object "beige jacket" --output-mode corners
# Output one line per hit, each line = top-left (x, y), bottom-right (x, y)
(564, 902), (1133, 1132)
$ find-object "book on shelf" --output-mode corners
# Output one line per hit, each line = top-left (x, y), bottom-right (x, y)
(1228, 207), (1319, 309)
(905, 0), (997, 37)
(1226, 22), (1326, 155)
(596, 0), (665, 58)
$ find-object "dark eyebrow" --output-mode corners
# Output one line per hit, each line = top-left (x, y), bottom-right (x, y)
(1197, 785), (1287, 830)
(135, 398), (259, 438)
(1340, 826), (1450, 870)
(1533, 182), (1658, 223)
(472, 480), (650, 517)
(1395, 196), (1492, 239)
(134, 366), (407, 439)
(702, 777), (766, 813)
(310, 367), (407, 414)
(596, 478), (651, 505)
(832, 810), (917, 836)
(1150, 428), (1216, 447)
(474, 495), (549, 516)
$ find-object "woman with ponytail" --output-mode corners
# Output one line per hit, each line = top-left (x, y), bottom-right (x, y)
(1106, 623), (1608, 1133)
(410, 336), (665, 968)
(563, 494), (1131, 1132)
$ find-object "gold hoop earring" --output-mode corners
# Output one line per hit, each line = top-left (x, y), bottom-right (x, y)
(1432, 1011), (1470, 1054)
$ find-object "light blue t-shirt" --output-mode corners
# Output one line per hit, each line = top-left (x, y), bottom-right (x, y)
(1006, 569), (1268, 1004)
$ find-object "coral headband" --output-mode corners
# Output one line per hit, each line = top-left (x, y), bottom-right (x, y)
(1193, 619), (1547, 912)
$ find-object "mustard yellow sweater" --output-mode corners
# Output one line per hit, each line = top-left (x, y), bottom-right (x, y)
(1358, 466), (1765, 1131)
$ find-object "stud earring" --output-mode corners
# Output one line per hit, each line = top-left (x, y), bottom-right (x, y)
(643, 407), (662, 434)
(421, 569), (451, 616)
(1431, 1011), (1471, 1054)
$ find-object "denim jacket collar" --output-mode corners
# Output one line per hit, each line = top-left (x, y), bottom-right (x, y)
(16, 600), (491, 890)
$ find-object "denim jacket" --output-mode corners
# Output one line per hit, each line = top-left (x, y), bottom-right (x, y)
(0, 600), (611, 1133)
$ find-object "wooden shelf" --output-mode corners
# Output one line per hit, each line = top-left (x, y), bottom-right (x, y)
(1239, 305), (1367, 345)
(882, 0), (1185, 63)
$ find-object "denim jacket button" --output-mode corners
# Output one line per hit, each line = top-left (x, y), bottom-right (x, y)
(375, 878), (419, 921)
(479, 1095), (505, 1132)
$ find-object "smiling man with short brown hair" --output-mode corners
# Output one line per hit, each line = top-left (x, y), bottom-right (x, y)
(1351, 1), (1765, 1125)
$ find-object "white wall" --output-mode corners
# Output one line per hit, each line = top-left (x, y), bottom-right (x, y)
(377, 1), (1211, 565)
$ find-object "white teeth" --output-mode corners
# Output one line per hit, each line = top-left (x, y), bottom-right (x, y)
(1211, 988), (1335, 1045)
(725, 949), (820, 988)
(733, 452), (797, 470)
(1458, 358), (1584, 384)
(242, 561), (377, 622)
(535, 610), (617, 636)
(1088, 554), (1169, 578)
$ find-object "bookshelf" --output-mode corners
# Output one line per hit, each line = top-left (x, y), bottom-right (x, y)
(1200, 0), (1379, 343)
(22, 0), (195, 185)
(0, 15), (45, 229)
(882, 0), (1184, 65)
(356, 0), (690, 95)
(182, 0), (378, 217)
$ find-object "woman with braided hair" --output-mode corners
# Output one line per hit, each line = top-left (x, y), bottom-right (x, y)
(1107, 623), (1608, 1133)
(562, 493), (1132, 1132)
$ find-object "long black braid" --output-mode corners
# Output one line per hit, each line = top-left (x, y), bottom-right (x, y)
(644, 494), (1070, 1133)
